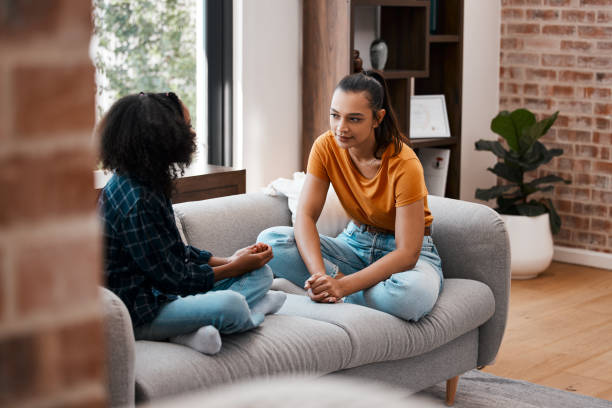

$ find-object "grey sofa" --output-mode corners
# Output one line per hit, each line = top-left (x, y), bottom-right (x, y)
(101, 192), (510, 406)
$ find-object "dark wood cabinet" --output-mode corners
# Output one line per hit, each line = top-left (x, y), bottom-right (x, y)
(302, 0), (463, 198)
(172, 165), (246, 204)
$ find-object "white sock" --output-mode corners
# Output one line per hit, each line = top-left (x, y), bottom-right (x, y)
(169, 325), (222, 355)
(250, 291), (287, 316)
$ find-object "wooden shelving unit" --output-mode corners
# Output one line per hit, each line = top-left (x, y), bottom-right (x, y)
(302, 0), (463, 199)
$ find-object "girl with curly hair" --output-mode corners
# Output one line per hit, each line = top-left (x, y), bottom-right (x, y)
(98, 92), (285, 354)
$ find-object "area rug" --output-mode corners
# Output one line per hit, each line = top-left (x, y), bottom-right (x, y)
(418, 370), (612, 407)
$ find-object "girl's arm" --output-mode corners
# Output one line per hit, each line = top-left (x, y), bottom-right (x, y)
(308, 199), (425, 301)
(294, 174), (330, 277)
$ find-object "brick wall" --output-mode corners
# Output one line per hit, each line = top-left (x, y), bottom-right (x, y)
(0, 1), (107, 406)
(500, 0), (612, 254)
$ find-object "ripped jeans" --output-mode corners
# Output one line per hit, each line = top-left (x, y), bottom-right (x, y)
(257, 221), (443, 322)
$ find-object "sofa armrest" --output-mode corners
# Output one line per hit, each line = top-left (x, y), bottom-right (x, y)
(427, 196), (511, 367)
(100, 287), (135, 407)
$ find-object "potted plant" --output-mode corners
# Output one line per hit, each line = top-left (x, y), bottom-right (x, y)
(475, 108), (570, 279)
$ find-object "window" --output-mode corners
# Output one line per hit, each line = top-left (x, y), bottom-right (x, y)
(93, 0), (233, 170)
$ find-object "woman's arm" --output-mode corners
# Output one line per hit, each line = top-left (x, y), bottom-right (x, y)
(294, 174), (330, 277)
(308, 199), (425, 301)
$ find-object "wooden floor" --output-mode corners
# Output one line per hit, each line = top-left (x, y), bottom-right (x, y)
(483, 261), (612, 401)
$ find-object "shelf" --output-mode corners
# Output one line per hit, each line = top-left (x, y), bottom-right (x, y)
(381, 69), (429, 79)
(410, 136), (458, 148)
(429, 35), (459, 43)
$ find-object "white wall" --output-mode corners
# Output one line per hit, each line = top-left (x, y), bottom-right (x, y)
(234, 0), (301, 192)
(460, 0), (501, 204)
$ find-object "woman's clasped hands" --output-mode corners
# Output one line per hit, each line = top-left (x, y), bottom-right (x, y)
(304, 271), (346, 304)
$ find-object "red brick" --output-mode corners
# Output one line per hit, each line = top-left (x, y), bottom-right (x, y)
(526, 68), (557, 81)
(559, 70), (593, 83)
(575, 232), (606, 246)
(575, 159), (593, 172)
(507, 0), (543, 5)
(500, 66), (525, 79)
(597, 42), (612, 51)
(503, 82), (519, 94)
(555, 114), (570, 127)
(527, 10), (559, 20)
(523, 37), (561, 50)
(0, 0), (92, 50)
(556, 100), (593, 114)
(592, 189), (612, 203)
(552, 85), (575, 98)
(524, 83), (539, 96)
(504, 52), (540, 65)
(573, 202), (608, 217)
(545, 0), (571, 5)
(557, 129), (592, 142)
(501, 38), (523, 50)
(542, 25), (576, 36)
(508, 24), (541, 35)
(561, 10), (596, 22)
(525, 98), (552, 111)
(594, 103), (612, 115)
(582, 87), (612, 100)
(595, 118), (610, 130)
(592, 218), (612, 234)
(595, 72), (612, 84)
(580, 0), (612, 6)
(578, 26), (612, 39)
(564, 215), (591, 229)
(14, 63), (95, 138)
(502, 9), (525, 20)
(542, 54), (576, 67)
(58, 319), (106, 387)
(594, 161), (612, 175)
(0, 333), (38, 404)
(16, 235), (101, 317)
(557, 158), (573, 170)
(598, 11), (612, 23)
(576, 145), (598, 158)
(578, 56), (612, 70)
(555, 199), (573, 213)
(593, 132), (612, 144)
(574, 173), (596, 186)
(560, 41), (593, 52)
(0, 149), (97, 226)
(573, 116), (593, 129)
(600, 147), (610, 160)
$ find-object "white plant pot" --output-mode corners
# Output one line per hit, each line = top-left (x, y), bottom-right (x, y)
(501, 213), (554, 280)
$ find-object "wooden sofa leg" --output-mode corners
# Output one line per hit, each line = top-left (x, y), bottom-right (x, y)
(445, 376), (459, 406)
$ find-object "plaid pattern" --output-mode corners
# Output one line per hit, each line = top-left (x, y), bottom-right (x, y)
(99, 174), (214, 327)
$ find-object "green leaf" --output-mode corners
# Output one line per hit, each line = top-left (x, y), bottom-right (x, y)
(491, 111), (520, 152)
(475, 184), (517, 201)
(519, 111), (559, 153)
(543, 198), (562, 234)
(487, 162), (523, 183)
(526, 174), (569, 187)
(475, 140), (510, 159)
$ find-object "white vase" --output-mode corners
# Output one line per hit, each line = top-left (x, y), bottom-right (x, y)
(501, 213), (554, 280)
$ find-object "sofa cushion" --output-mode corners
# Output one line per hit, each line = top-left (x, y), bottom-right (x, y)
(277, 279), (495, 368)
(134, 314), (352, 402)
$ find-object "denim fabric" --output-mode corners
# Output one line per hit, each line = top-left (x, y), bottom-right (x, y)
(258, 222), (443, 322)
(133, 265), (273, 340)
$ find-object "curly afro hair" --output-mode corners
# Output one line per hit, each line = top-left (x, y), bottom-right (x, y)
(98, 92), (196, 198)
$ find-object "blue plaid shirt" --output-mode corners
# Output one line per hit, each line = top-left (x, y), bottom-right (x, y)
(99, 174), (215, 327)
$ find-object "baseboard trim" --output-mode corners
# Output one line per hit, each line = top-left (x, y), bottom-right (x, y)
(553, 246), (612, 270)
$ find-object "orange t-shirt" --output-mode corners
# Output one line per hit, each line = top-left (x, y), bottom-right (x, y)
(307, 131), (433, 231)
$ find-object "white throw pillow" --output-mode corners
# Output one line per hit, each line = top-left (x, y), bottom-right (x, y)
(173, 209), (189, 245)
(264, 172), (351, 237)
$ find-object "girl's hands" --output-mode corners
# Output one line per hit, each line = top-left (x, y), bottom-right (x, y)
(305, 272), (346, 303)
(226, 243), (273, 277)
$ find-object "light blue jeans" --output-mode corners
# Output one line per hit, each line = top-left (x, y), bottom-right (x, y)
(258, 222), (443, 322)
(134, 265), (273, 340)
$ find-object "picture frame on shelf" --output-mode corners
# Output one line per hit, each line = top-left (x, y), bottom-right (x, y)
(410, 94), (451, 138)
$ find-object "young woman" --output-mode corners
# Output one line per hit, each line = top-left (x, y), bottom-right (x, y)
(258, 72), (443, 321)
(98, 92), (285, 354)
